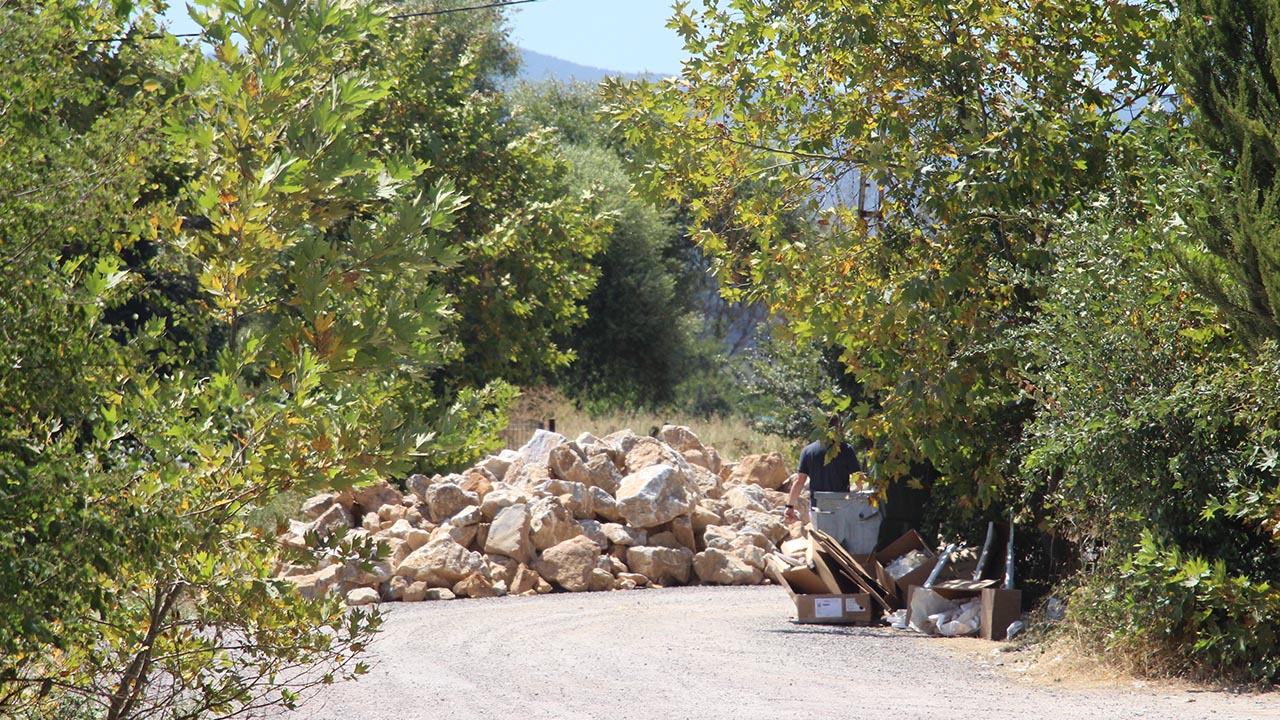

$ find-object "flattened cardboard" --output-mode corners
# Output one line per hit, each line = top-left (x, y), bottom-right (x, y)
(808, 529), (894, 612)
(851, 552), (903, 607)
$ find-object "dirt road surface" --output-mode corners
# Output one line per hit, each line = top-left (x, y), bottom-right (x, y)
(278, 586), (1278, 720)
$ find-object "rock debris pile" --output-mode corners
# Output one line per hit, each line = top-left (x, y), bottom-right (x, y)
(278, 426), (799, 605)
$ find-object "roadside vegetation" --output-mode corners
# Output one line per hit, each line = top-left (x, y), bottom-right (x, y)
(0, 1), (1276, 718)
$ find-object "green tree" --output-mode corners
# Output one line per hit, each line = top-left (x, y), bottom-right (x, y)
(0, 0), (484, 716)
(1173, 0), (1280, 344)
(1014, 132), (1280, 681)
(609, 0), (1173, 508)
(511, 78), (772, 413)
(365, 9), (610, 389)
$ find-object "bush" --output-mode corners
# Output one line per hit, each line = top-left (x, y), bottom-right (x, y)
(1017, 143), (1280, 682)
(1072, 531), (1280, 684)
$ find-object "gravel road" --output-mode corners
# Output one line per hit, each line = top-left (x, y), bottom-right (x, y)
(278, 586), (1278, 720)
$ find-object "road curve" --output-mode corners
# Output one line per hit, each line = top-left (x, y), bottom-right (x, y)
(276, 585), (1278, 720)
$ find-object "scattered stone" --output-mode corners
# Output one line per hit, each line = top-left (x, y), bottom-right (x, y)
(459, 468), (496, 500)
(424, 483), (479, 524)
(403, 581), (430, 602)
(480, 483), (529, 520)
(279, 425), (811, 603)
(590, 486), (622, 522)
(687, 465), (725, 500)
(353, 481), (402, 514)
(450, 505), (484, 528)
(310, 503), (353, 537)
(601, 523), (646, 546)
(346, 587), (381, 606)
(395, 536), (484, 587)
(724, 484), (771, 512)
(301, 493), (336, 520)
(405, 473), (432, 499)
(623, 436), (691, 476)
(669, 515), (696, 551)
(383, 575), (411, 601)
(577, 519), (609, 550)
(453, 572), (500, 599)
(529, 497), (582, 551)
(693, 548), (764, 585)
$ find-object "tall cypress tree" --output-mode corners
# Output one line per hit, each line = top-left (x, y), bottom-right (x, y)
(1174, 0), (1280, 343)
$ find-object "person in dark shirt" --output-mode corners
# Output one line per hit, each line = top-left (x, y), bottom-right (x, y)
(784, 413), (863, 523)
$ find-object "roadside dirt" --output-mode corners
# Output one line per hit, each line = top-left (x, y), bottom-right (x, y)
(276, 586), (1278, 720)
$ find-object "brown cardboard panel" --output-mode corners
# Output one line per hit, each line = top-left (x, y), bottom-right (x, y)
(794, 593), (874, 625)
(851, 552), (902, 607)
(809, 547), (860, 595)
(766, 557), (835, 597)
(782, 565), (831, 596)
(980, 588), (1022, 641)
(808, 529), (894, 612)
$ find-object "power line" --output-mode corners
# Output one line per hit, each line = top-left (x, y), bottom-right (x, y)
(87, 0), (541, 44)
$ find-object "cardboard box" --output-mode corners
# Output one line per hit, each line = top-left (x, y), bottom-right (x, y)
(793, 593), (874, 625)
(875, 529), (937, 596)
(904, 584), (1022, 640)
(766, 557), (875, 625)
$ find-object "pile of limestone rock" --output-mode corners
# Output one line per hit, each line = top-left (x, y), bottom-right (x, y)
(278, 425), (798, 606)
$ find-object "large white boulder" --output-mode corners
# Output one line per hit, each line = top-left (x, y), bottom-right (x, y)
(424, 483), (479, 524)
(485, 504), (534, 564)
(626, 545), (694, 586)
(537, 535), (609, 592)
(725, 452), (790, 490)
(529, 497), (583, 550)
(615, 464), (697, 529)
(394, 536), (485, 588)
(693, 548), (764, 585)
(480, 482), (529, 520)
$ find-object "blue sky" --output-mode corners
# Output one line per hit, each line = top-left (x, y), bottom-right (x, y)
(508, 0), (685, 75)
(160, 0), (687, 76)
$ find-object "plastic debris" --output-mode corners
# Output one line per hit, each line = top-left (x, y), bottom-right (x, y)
(1046, 597), (1067, 621)
(885, 549), (931, 579)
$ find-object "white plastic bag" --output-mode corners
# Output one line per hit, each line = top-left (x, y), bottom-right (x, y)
(907, 588), (959, 634)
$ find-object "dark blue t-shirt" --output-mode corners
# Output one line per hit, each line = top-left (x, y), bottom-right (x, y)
(797, 440), (860, 499)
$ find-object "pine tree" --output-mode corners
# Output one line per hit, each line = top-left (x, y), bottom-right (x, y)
(1174, 0), (1280, 343)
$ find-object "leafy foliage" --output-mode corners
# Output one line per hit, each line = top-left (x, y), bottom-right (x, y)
(0, 0), (573, 717)
(509, 78), (752, 412)
(364, 14), (610, 388)
(608, 0), (1175, 508)
(1014, 123), (1280, 682)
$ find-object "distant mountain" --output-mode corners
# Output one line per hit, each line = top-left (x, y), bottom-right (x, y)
(517, 48), (663, 84)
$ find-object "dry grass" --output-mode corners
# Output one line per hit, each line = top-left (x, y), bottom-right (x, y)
(503, 387), (797, 464)
(940, 612), (1208, 693)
